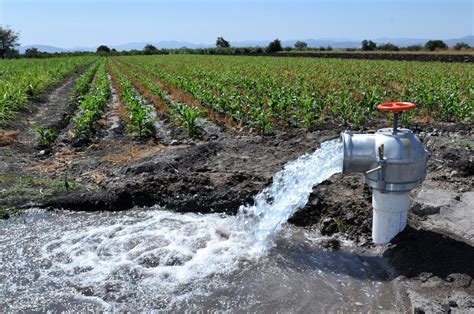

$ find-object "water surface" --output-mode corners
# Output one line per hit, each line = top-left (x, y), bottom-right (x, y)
(0, 209), (406, 312)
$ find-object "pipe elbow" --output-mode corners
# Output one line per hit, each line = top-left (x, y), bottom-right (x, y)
(341, 131), (377, 174)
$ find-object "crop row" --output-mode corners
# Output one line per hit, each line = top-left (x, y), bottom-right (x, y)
(29, 60), (101, 148)
(0, 56), (97, 123)
(115, 55), (473, 133)
(72, 61), (100, 104)
(31, 60), (102, 148)
(72, 59), (110, 142)
(119, 58), (274, 132)
(109, 62), (156, 137)
(114, 61), (204, 136)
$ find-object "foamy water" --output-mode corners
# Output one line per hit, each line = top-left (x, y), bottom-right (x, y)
(235, 139), (343, 254)
(0, 139), (365, 311)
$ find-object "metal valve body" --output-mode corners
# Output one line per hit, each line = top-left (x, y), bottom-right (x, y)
(341, 127), (428, 243)
(341, 128), (428, 192)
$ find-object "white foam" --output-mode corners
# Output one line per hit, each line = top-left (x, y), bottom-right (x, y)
(42, 211), (241, 306)
(235, 139), (343, 254)
(38, 139), (343, 309)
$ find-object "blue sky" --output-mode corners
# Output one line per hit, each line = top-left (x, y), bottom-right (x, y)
(1, 0), (472, 47)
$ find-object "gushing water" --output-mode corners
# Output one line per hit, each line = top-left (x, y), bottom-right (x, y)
(0, 140), (349, 311)
(235, 139), (343, 254)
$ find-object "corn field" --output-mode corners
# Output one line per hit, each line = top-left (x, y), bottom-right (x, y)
(0, 56), (95, 122)
(114, 55), (473, 134)
(1, 55), (472, 136)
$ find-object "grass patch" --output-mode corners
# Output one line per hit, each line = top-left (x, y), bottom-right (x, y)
(0, 207), (10, 219)
(0, 175), (80, 201)
(0, 206), (23, 219)
(333, 216), (348, 232)
(452, 139), (473, 151)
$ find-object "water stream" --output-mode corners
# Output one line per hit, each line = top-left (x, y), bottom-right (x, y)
(0, 140), (406, 311)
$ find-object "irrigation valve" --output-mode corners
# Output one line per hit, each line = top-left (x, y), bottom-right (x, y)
(341, 102), (428, 244)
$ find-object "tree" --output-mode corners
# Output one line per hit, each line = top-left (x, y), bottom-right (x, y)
(6, 49), (19, 58)
(0, 26), (20, 59)
(143, 44), (158, 53)
(405, 44), (423, 51)
(25, 47), (41, 58)
(266, 39), (282, 53)
(216, 37), (230, 48)
(361, 39), (377, 51)
(294, 41), (308, 50)
(96, 45), (111, 53)
(425, 40), (447, 51)
(453, 42), (470, 50)
(377, 43), (399, 51)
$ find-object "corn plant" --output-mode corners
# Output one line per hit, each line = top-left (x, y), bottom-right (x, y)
(72, 60), (110, 142)
(169, 103), (202, 136)
(32, 126), (55, 148)
(110, 64), (155, 137)
(73, 61), (100, 103)
(127, 94), (155, 137)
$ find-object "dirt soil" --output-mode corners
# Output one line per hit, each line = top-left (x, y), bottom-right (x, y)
(0, 74), (472, 312)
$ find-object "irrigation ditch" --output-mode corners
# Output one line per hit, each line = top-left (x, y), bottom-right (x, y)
(0, 64), (473, 312)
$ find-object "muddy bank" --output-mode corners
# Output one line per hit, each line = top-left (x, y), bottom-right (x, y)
(40, 131), (338, 212)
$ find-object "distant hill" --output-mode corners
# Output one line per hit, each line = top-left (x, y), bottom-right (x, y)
(373, 35), (474, 48)
(19, 36), (473, 53)
(233, 36), (474, 48)
(232, 39), (361, 49)
(443, 36), (474, 47)
(19, 45), (68, 54)
(111, 41), (209, 51)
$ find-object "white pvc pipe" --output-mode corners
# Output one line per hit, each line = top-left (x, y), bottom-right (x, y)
(372, 190), (410, 244)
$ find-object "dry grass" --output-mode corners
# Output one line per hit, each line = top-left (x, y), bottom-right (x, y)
(413, 108), (435, 124)
(29, 148), (88, 174)
(388, 81), (404, 94)
(0, 131), (19, 146)
(101, 142), (184, 165)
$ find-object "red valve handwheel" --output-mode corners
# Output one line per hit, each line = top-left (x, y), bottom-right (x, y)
(377, 102), (415, 113)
